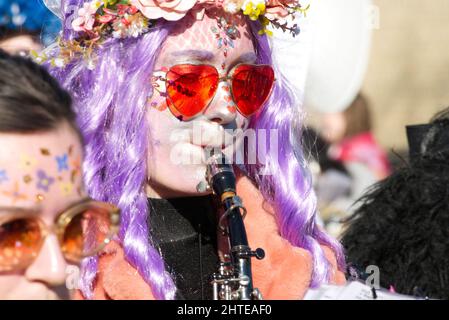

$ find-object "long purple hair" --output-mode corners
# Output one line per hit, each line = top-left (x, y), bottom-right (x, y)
(45, 0), (345, 300)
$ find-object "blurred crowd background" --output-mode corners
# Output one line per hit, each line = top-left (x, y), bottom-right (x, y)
(301, 0), (449, 238)
(1, 0), (448, 239)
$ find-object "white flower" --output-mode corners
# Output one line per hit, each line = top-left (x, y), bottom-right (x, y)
(224, 1), (240, 14)
(53, 58), (65, 68)
(86, 59), (96, 70)
(126, 14), (149, 38)
(111, 19), (128, 38)
(112, 13), (149, 39)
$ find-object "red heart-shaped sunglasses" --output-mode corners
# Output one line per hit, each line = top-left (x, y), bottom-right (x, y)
(153, 64), (276, 121)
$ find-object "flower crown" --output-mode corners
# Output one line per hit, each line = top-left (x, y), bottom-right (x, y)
(72, 0), (308, 41)
(35, 0), (309, 68)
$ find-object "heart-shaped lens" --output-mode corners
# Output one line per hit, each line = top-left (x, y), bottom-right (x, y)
(166, 64), (219, 120)
(232, 65), (275, 117)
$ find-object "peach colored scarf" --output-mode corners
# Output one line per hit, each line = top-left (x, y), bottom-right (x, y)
(76, 175), (345, 300)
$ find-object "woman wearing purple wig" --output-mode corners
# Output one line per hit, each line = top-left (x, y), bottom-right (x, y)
(41, 0), (345, 300)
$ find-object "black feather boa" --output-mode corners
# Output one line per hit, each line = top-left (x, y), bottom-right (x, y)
(342, 117), (449, 300)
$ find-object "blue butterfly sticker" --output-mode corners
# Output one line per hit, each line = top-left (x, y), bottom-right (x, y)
(55, 154), (69, 172)
(0, 170), (8, 184)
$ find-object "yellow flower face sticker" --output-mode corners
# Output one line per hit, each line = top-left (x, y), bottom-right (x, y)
(59, 182), (74, 197)
(20, 154), (37, 170)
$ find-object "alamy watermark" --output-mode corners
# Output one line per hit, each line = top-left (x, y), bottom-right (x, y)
(366, 4), (381, 30)
(65, 265), (81, 290)
(365, 265), (380, 290)
(168, 124), (280, 175)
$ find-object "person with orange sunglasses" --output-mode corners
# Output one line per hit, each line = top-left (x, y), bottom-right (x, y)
(0, 50), (120, 300)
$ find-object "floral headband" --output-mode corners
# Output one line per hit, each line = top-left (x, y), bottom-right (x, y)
(71, 0), (308, 41)
(36, 0), (309, 68)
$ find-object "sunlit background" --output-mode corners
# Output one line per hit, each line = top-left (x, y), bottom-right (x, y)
(364, 0), (449, 151)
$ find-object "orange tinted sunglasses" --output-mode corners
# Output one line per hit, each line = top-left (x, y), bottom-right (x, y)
(0, 199), (120, 272)
(154, 64), (275, 121)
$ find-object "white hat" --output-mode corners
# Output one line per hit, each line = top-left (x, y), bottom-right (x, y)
(271, 0), (373, 113)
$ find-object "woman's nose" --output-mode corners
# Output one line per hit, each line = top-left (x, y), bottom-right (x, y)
(25, 234), (68, 286)
(203, 81), (237, 125)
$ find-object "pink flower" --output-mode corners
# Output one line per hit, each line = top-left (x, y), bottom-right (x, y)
(131, 0), (200, 21)
(265, 0), (299, 19)
(72, 1), (100, 32)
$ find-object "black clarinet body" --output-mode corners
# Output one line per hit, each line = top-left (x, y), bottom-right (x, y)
(205, 152), (265, 300)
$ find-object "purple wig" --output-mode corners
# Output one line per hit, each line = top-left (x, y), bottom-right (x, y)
(45, 0), (345, 299)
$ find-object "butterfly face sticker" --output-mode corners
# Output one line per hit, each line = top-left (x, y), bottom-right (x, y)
(55, 154), (69, 172)
(0, 145), (83, 206)
(2, 182), (28, 204)
(0, 170), (8, 184)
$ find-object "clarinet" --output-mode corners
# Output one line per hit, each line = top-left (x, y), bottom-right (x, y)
(203, 152), (265, 300)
